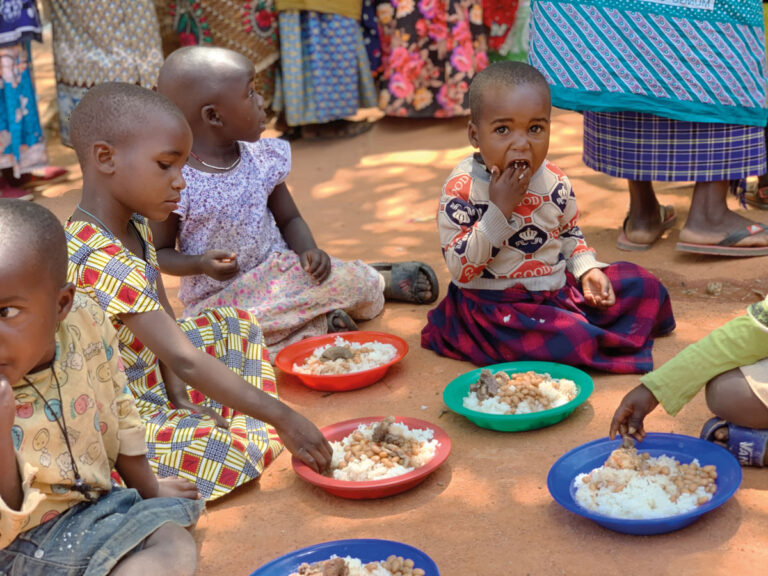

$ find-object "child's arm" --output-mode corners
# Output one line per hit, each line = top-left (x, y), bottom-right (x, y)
(268, 182), (331, 283)
(115, 454), (199, 500)
(556, 177), (612, 307)
(151, 213), (239, 281)
(610, 304), (768, 440)
(0, 377), (22, 511)
(121, 310), (332, 472)
(438, 171), (518, 284)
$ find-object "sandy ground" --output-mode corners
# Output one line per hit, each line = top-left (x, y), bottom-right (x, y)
(27, 32), (768, 576)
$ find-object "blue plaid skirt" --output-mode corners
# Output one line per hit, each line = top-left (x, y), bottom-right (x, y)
(0, 488), (203, 576)
(583, 111), (767, 182)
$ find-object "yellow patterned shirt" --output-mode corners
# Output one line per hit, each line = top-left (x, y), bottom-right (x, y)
(0, 294), (146, 549)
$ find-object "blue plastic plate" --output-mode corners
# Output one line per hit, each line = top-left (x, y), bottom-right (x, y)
(547, 433), (742, 535)
(249, 539), (440, 575)
(443, 361), (593, 431)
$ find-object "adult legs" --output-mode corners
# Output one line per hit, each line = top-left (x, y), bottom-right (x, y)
(678, 180), (768, 247)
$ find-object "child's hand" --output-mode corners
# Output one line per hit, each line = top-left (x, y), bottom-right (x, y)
(156, 477), (201, 500)
(581, 268), (615, 308)
(488, 163), (532, 219)
(300, 248), (331, 283)
(274, 411), (332, 474)
(200, 250), (239, 281)
(609, 384), (660, 442)
(0, 376), (14, 434)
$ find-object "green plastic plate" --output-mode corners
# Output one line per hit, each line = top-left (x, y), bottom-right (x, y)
(443, 361), (594, 432)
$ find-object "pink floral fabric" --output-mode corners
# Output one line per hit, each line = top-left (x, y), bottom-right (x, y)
(176, 138), (384, 352)
(376, 0), (488, 118)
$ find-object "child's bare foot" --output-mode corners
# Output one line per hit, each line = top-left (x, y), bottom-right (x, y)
(326, 309), (357, 332)
(371, 262), (439, 304)
(701, 418), (768, 466)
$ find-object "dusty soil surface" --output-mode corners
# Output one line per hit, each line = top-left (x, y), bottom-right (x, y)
(30, 35), (767, 576)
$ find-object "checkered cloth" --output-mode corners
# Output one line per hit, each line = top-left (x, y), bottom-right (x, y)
(421, 261), (675, 374)
(67, 217), (283, 500)
(582, 111), (767, 182)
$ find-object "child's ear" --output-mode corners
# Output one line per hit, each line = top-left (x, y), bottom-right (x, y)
(201, 104), (223, 128)
(92, 141), (116, 174)
(56, 283), (76, 323)
(468, 121), (480, 148)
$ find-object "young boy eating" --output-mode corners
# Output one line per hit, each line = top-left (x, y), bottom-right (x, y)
(0, 200), (203, 575)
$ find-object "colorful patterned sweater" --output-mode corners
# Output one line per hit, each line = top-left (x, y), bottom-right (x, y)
(438, 154), (605, 291)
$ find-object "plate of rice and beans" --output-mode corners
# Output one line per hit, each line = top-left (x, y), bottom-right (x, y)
(274, 332), (408, 392)
(547, 433), (742, 535)
(442, 361), (594, 431)
(249, 539), (439, 576)
(292, 416), (451, 499)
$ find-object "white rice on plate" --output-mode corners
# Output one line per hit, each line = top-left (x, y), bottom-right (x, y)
(462, 369), (577, 415)
(329, 418), (438, 482)
(573, 446), (717, 519)
(293, 336), (398, 375)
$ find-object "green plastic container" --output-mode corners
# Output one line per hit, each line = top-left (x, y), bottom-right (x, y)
(442, 361), (594, 432)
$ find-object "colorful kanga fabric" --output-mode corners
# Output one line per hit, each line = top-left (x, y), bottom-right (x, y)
(273, 11), (376, 126)
(376, 0), (489, 117)
(528, 0), (768, 126)
(65, 216), (284, 501)
(422, 261), (676, 374)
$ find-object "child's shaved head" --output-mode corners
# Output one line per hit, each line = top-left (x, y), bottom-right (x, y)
(0, 199), (68, 286)
(69, 82), (187, 165)
(157, 46), (254, 121)
(469, 62), (551, 122)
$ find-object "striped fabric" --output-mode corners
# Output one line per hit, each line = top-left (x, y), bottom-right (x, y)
(583, 111), (767, 181)
(529, 0), (768, 126)
(66, 217), (283, 500)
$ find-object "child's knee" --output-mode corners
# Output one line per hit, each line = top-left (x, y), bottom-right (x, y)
(705, 368), (767, 426)
(148, 523), (198, 573)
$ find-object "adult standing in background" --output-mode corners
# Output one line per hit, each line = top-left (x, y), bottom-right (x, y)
(375, 0), (488, 118)
(529, 0), (768, 256)
(0, 0), (67, 200)
(272, 0), (378, 139)
(46, 0), (163, 146)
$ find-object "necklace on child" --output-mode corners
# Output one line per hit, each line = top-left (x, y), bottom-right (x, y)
(188, 143), (241, 171)
(23, 367), (98, 503)
(75, 204), (115, 237)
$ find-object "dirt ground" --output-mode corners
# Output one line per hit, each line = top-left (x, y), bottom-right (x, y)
(28, 33), (767, 576)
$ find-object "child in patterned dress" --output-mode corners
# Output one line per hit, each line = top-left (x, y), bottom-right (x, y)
(421, 62), (675, 373)
(64, 82), (332, 501)
(0, 200), (202, 575)
(151, 46), (439, 354)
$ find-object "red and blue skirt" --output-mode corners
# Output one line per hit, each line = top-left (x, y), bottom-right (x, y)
(421, 262), (675, 374)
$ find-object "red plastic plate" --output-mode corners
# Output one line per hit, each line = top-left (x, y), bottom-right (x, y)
(292, 416), (451, 499)
(273, 331), (408, 392)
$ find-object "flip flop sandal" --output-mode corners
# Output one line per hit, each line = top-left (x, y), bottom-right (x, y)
(370, 261), (440, 305)
(326, 309), (358, 333)
(700, 417), (768, 467)
(676, 223), (768, 257)
(745, 185), (768, 210)
(616, 205), (677, 251)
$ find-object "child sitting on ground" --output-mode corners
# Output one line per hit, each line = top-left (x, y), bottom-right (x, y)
(151, 46), (439, 354)
(421, 62), (675, 373)
(0, 200), (202, 575)
(64, 83), (332, 501)
(611, 292), (768, 467)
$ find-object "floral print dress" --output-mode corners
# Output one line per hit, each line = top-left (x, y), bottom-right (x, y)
(376, 0), (488, 118)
